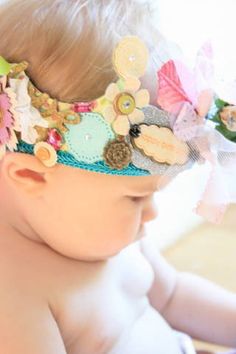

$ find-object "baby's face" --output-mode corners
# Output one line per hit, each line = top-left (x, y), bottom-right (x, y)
(27, 164), (168, 261)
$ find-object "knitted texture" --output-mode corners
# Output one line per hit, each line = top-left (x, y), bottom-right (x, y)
(15, 140), (150, 176)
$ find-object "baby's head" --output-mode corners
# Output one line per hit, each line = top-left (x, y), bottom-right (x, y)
(0, 151), (166, 261)
(0, 0), (168, 261)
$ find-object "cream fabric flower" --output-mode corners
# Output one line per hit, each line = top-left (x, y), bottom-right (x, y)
(9, 74), (48, 144)
(102, 78), (150, 136)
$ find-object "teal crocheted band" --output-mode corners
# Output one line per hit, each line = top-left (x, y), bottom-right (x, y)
(16, 140), (150, 177)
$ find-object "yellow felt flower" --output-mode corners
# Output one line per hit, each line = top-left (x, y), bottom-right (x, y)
(220, 105), (236, 132)
(113, 36), (149, 79)
(102, 78), (150, 136)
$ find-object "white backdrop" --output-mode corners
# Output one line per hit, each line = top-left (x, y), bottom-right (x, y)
(158, 0), (236, 81)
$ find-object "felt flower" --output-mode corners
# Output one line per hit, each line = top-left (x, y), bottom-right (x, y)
(9, 74), (48, 144)
(113, 36), (149, 79)
(0, 76), (20, 159)
(219, 105), (236, 132)
(102, 78), (150, 136)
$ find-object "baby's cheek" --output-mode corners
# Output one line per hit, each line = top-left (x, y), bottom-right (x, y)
(115, 213), (140, 242)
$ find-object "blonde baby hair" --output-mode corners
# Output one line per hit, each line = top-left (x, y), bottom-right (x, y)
(0, 0), (161, 103)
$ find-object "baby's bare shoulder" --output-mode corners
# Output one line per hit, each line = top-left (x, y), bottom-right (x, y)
(0, 235), (73, 353)
(0, 233), (102, 350)
(0, 232), (95, 297)
(0, 237), (156, 353)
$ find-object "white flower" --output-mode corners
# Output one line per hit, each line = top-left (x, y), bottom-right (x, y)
(9, 74), (48, 144)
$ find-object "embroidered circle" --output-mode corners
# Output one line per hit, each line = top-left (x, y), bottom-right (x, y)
(64, 113), (115, 163)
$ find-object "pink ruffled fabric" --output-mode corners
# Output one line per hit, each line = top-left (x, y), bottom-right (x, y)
(190, 121), (236, 223)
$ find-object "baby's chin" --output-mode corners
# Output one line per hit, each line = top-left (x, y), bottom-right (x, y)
(53, 228), (147, 262)
(135, 225), (147, 241)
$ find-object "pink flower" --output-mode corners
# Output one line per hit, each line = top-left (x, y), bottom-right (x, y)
(0, 76), (20, 159)
(0, 92), (14, 144)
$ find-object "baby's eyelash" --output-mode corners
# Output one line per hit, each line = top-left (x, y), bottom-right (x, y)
(130, 196), (147, 203)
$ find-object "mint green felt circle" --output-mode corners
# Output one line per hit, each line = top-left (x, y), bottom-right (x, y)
(64, 113), (115, 163)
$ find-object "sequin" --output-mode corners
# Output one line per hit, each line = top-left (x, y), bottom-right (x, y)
(47, 128), (64, 151)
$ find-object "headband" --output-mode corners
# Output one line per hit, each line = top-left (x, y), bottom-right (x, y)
(0, 36), (236, 223)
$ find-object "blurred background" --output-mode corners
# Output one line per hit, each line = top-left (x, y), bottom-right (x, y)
(147, 0), (236, 248)
(149, 1), (236, 351)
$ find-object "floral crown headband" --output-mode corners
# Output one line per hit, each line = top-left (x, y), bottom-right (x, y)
(0, 35), (236, 223)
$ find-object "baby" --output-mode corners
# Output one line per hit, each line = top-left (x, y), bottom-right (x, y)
(0, 1), (236, 354)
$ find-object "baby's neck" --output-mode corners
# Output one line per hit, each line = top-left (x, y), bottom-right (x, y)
(0, 217), (44, 246)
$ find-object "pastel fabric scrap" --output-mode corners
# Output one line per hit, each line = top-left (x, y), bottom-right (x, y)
(9, 75), (48, 144)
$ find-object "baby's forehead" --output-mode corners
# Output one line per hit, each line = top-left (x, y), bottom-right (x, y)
(75, 167), (168, 195)
(104, 173), (164, 194)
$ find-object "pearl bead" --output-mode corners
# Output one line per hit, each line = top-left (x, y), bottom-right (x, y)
(123, 101), (131, 108)
(85, 133), (92, 140)
(129, 55), (136, 62)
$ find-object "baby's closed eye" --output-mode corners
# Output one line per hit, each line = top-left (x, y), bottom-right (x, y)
(127, 194), (153, 203)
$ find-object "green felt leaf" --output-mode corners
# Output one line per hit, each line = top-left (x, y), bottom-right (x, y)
(216, 123), (236, 141)
(0, 56), (11, 75)
(210, 113), (221, 123)
(215, 98), (228, 109)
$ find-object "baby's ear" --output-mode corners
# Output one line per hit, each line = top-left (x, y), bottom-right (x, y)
(0, 152), (55, 196)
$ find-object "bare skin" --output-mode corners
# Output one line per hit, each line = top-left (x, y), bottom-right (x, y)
(0, 152), (236, 354)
